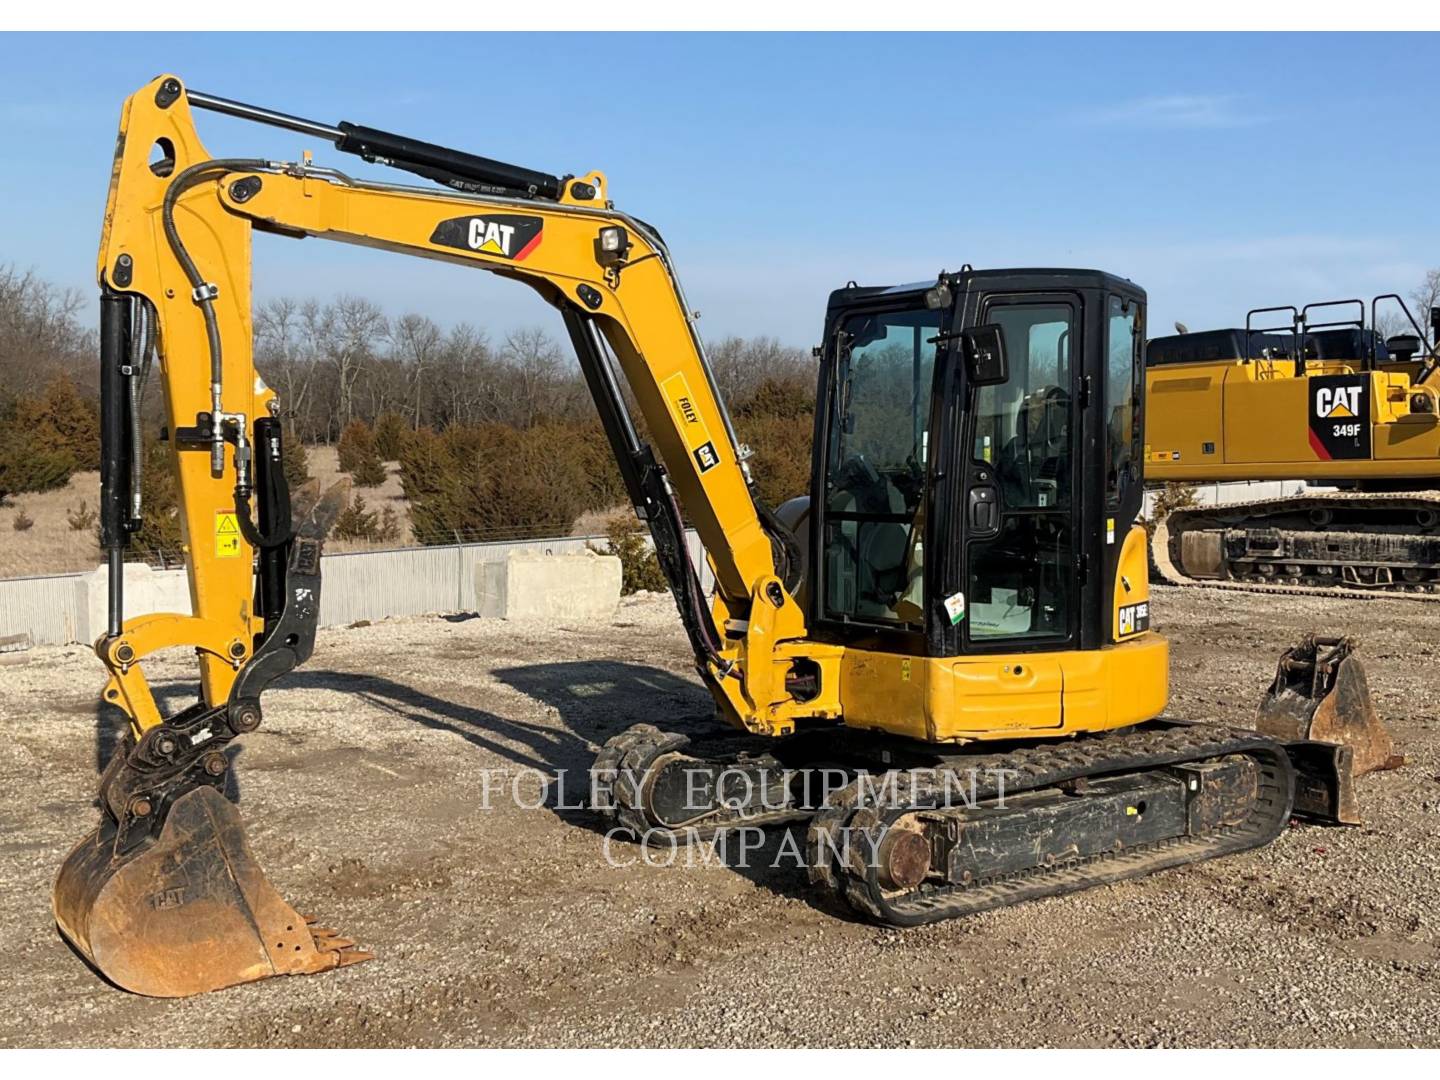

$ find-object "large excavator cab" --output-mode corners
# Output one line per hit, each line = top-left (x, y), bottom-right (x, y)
(1257, 636), (1401, 824)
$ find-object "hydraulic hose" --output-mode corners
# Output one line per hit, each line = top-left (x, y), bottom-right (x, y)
(655, 478), (736, 679)
(127, 296), (156, 523)
(160, 158), (270, 481)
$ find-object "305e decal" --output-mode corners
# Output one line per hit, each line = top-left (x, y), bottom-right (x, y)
(1118, 600), (1150, 638)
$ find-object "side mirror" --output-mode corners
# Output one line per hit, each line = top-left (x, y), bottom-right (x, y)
(963, 324), (1008, 386)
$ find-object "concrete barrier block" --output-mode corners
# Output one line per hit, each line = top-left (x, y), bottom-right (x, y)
(80, 562), (192, 642)
(475, 550), (621, 621)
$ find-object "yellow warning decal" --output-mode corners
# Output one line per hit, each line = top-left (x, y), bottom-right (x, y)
(215, 510), (242, 558)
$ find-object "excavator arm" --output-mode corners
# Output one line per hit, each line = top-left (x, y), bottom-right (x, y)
(99, 74), (833, 739)
(56, 74), (837, 997)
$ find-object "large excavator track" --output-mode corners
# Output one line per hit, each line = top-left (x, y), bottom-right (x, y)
(1154, 490), (1440, 602)
(806, 722), (1294, 927)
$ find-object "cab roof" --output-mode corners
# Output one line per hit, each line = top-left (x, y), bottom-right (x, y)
(826, 267), (1142, 313)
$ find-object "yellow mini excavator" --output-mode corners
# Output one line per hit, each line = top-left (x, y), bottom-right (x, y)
(1147, 299), (1440, 599)
(59, 75), (1372, 998)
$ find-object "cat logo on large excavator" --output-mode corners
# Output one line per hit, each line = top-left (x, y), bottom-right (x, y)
(1308, 374), (1371, 460)
(1316, 384), (1362, 418)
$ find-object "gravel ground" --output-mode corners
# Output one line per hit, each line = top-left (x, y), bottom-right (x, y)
(1, 585), (1437, 1048)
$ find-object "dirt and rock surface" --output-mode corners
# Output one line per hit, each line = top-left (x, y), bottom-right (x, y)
(2, 585), (1438, 1048)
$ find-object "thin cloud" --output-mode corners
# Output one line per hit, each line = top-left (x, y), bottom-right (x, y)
(1076, 94), (1267, 130)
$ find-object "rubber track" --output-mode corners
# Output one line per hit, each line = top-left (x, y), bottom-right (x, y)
(1154, 490), (1440, 603)
(592, 723), (811, 840)
(805, 722), (1294, 927)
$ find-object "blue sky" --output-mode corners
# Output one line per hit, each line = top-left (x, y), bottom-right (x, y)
(1, 32), (1436, 347)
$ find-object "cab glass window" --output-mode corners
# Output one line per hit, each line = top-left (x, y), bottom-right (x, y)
(972, 305), (1072, 509)
(966, 302), (1076, 643)
(822, 307), (939, 627)
(1106, 295), (1140, 504)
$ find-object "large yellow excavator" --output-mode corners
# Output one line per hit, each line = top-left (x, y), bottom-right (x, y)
(1147, 299), (1440, 598)
(57, 75), (1375, 998)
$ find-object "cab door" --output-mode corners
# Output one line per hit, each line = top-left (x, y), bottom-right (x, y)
(948, 294), (1083, 732)
(963, 295), (1082, 649)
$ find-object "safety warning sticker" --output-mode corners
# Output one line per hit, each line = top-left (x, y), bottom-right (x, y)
(215, 510), (242, 558)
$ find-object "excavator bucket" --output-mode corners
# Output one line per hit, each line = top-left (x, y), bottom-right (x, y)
(53, 480), (366, 997)
(54, 785), (370, 997)
(1256, 636), (1402, 825)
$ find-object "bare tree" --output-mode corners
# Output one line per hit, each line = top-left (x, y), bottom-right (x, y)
(706, 334), (811, 403)
(498, 327), (568, 428)
(391, 313), (443, 429)
(323, 296), (389, 436)
(431, 322), (496, 426)
(0, 265), (92, 404)
(1413, 269), (1440, 347)
(1374, 268), (1440, 346)
(255, 296), (342, 442)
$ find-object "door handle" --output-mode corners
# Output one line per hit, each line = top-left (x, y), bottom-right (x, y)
(968, 484), (1000, 536)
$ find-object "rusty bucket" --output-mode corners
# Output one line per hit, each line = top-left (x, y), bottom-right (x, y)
(1256, 635), (1401, 824)
(54, 785), (369, 997)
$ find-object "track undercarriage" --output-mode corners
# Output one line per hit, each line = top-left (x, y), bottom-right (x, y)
(593, 721), (1295, 927)
(1154, 491), (1440, 601)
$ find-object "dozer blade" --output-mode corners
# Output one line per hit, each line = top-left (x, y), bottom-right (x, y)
(1256, 635), (1402, 825)
(54, 785), (370, 997)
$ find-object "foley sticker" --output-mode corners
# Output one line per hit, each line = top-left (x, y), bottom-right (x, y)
(215, 510), (242, 558)
(943, 591), (966, 625)
(1118, 600), (1150, 638)
(661, 371), (721, 474)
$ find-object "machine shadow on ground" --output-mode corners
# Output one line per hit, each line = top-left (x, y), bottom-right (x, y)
(83, 659), (835, 913)
(284, 659), (713, 778)
(290, 659), (825, 909)
(496, 660), (848, 912)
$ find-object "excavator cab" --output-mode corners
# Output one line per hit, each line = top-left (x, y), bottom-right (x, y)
(811, 271), (1149, 674)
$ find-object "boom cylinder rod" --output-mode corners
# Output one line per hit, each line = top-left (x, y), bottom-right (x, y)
(186, 89), (343, 141)
(186, 87), (564, 199)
